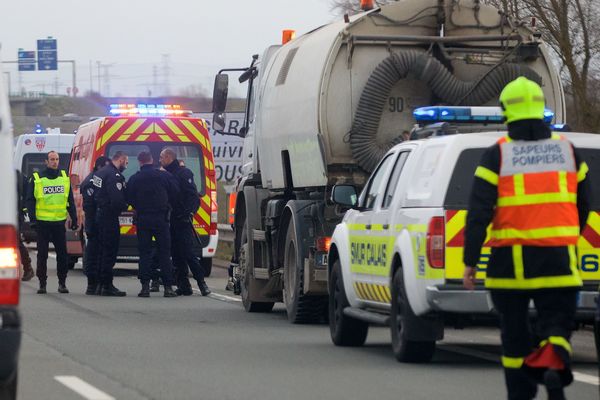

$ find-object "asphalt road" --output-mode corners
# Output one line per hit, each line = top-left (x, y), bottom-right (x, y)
(16, 254), (600, 400)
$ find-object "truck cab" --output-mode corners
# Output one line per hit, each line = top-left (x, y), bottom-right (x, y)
(327, 106), (600, 362)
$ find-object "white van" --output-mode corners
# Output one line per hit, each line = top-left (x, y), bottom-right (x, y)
(13, 132), (75, 243)
(0, 49), (21, 400)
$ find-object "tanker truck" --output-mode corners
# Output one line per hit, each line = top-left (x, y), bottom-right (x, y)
(211, 0), (565, 322)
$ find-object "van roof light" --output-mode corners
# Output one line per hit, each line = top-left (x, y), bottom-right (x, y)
(413, 106), (555, 124)
(108, 104), (192, 117)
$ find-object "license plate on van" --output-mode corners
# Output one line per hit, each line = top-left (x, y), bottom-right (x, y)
(119, 216), (133, 225)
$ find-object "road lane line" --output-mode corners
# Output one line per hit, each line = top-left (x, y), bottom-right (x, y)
(443, 345), (599, 386)
(54, 376), (115, 400)
(203, 290), (242, 303)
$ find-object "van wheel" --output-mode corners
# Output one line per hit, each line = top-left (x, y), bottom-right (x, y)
(202, 258), (212, 278)
(239, 223), (274, 313)
(329, 259), (368, 346)
(283, 222), (327, 324)
(390, 268), (435, 363)
(0, 371), (17, 400)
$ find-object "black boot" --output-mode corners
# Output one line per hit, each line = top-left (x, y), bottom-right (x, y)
(163, 286), (177, 298)
(150, 280), (160, 293)
(85, 278), (98, 295)
(198, 280), (211, 296)
(37, 281), (47, 294)
(544, 370), (566, 400)
(138, 282), (150, 298)
(101, 283), (126, 297)
(58, 282), (69, 294)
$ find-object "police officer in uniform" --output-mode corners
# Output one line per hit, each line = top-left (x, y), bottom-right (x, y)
(94, 151), (129, 296)
(17, 169), (34, 282)
(159, 148), (211, 296)
(25, 151), (78, 294)
(80, 156), (110, 295)
(464, 77), (591, 400)
(127, 151), (178, 298)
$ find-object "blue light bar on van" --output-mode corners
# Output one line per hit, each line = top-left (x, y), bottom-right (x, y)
(413, 106), (555, 124)
(109, 104), (192, 116)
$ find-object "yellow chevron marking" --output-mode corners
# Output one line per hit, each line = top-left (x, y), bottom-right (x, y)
(180, 120), (207, 148)
(198, 207), (210, 225)
(97, 119), (128, 150)
(136, 134), (150, 141)
(124, 119), (145, 135)
(158, 134), (173, 142)
(116, 135), (131, 142)
(446, 210), (467, 244)
(202, 195), (211, 208)
(162, 119), (184, 135)
(195, 227), (208, 235)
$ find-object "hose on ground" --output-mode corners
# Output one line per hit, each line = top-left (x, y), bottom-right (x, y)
(349, 50), (542, 172)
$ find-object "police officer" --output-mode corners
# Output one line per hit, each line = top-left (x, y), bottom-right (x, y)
(80, 156), (110, 295)
(126, 151), (178, 298)
(94, 151), (129, 296)
(25, 151), (78, 294)
(463, 77), (591, 400)
(17, 170), (34, 282)
(159, 148), (211, 296)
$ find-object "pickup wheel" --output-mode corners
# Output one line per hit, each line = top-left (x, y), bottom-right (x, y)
(239, 223), (274, 313)
(329, 259), (368, 346)
(283, 222), (327, 324)
(390, 268), (435, 363)
(0, 371), (17, 400)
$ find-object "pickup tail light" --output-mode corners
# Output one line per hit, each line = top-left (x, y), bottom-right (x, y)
(210, 191), (218, 235)
(426, 217), (445, 269)
(0, 225), (20, 305)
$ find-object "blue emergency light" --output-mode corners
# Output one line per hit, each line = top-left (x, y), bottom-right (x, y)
(413, 106), (555, 124)
(109, 104), (191, 116)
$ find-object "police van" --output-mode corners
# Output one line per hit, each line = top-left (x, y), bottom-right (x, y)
(13, 131), (75, 242)
(67, 104), (218, 275)
(327, 106), (600, 362)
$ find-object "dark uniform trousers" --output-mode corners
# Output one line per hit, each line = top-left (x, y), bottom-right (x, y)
(137, 214), (174, 285)
(171, 219), (205, 289)
(491, 289), (578, 400)
(97, 210), (121, 285)
(36, 222), (68, 284)
(83, 210), (100, 281)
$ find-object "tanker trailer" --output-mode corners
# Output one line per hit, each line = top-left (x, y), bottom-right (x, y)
(211, 0), (565, 322)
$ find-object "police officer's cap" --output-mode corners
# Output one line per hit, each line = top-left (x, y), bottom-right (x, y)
(499, 77), (545, 124)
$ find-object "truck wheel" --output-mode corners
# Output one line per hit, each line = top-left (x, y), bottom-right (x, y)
(390, 268), (436, 363)
(239, 224), (274, 313)
(0, 371), (17, 400)
(202, 257), (212, 278)
(283, 222), (327, 324)
(329, 259), (368, 346)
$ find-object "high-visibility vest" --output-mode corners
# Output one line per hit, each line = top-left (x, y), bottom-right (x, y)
(489, 134), (580, 247)
(33, 170), (70, 222)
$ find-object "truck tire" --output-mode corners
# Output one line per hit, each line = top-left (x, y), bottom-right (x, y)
(239, 224), (274, 313)
(390, 268), (436, 363)
(329, 259), (368, 346)
(202, 257), (212, 278)
(0, 372), (17, 400)
(283, 222), (327, 324)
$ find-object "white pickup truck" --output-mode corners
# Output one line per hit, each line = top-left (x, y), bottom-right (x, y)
(327, 107), (600, 363)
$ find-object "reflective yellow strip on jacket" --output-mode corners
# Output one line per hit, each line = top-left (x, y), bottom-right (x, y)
(541, 336), (573, 354)
(474, 166), (498, 186)
(490, 226), (580, 241)
(577, 162), (589, 182)
(501, 356), (524, 369)
(497, 193), (576, 207)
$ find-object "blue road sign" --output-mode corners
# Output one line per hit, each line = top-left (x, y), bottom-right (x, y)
(18, 49), (36, 71)
(37, 38), (57, 71)
(18, 51), (35, 60)
(18, 63), (36, 72)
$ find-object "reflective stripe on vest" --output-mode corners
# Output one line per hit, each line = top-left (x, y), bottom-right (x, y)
(489, 135), (579, 247)
(33, 170), (70, 222)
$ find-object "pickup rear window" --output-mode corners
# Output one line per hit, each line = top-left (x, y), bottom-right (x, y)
(444, 147), (600, 210)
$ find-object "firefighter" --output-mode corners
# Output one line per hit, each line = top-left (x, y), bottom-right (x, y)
(126, 151), (178, 298)
(463, 77), (591, 400)
(159, 147), (211, 296)
(80, 156), (110, 295)
(93, 151), (129, 296)
(25, 151), (78, 294)
(17, 170), (34, 282)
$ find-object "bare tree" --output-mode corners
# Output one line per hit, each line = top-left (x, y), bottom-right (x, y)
(485, 0), (600, 131)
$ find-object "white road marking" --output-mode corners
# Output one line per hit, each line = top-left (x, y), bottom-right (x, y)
(443, 345), (599, 386)
(203, 290), (242, 303)
(54, 376), (115, 400)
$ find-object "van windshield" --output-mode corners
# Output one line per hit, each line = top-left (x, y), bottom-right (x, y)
(105, 143), (206, 194)
(21, 153), (71, 179)
(445, 147), (600, 210)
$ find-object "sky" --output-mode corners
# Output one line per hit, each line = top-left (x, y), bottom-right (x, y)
(0, 0), (338, 97)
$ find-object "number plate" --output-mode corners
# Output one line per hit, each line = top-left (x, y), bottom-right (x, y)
(119, 216), (133, 225)
(317, 253), (328, 266)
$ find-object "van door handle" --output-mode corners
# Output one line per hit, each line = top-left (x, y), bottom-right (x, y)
(365, 224), (371, 230)
(382, 224), (389, 230)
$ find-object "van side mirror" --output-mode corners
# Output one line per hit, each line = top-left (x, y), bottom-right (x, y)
(213, 112), (226, 132)
(212, 74), (229, 114)
(331, 185), (358, 208)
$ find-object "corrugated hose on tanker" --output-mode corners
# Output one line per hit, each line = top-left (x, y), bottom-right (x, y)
(349, 50), (542, 172)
